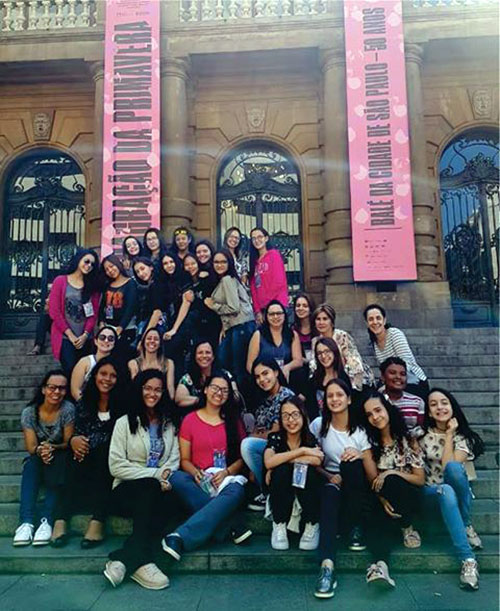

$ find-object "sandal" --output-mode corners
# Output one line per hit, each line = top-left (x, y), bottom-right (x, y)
(402, 526), (421, 549)
(27, 345), (41, 356)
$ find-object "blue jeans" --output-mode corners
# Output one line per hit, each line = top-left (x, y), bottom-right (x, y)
(19, 455), (59, 525)
(422, 461), (474, 561)
(240, 437), (267, 490)
(170, 471), (245, 551)
(217, 320), (256, 386)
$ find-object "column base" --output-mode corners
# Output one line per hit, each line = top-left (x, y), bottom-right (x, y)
(161, 197), (194, 235)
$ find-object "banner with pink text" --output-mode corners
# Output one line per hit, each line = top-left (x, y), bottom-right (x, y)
(344, 0), (417, 281)
(101, 0), (161, 257)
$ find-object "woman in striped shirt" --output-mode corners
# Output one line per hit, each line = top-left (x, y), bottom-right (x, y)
(363, 304), (429, 399)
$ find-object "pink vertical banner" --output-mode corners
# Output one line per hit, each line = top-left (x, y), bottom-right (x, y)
(101, 0), (161, 257)
(343, 0), (417, 281)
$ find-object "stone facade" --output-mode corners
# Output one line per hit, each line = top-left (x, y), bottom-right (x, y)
(0, 0), (498, 329)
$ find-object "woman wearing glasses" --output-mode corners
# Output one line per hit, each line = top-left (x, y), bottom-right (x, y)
(70, 326), (118, 401)
(162, 371), (250, 562)
(13, 370), (74, 547)
(48, 249), (100, 377)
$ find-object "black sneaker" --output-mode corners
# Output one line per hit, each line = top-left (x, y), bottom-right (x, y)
(314, 564), (337, 599)
(231, 525), (253, 545)
(348, 526), (366, 551)
(248, 493), (266, 512)
(161, 533), (183, 561)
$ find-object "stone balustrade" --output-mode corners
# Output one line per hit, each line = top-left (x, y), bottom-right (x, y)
(412, 0), (497, 7)
(179, 0), (328, 22)
(1, 0), (96, 32)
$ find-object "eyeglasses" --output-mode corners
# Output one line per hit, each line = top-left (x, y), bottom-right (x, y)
(213, 259), (228, 265)
(316, 349), (333, 358)
(82, 259), (94, 267)
(45, 384), (67, 393)
(208, 384), (229, 397)
(98, 334), (116, 343)
(251, 235), (265, 242)
(143, 385), (162, 395)
(282, 411), (302, 422)
(268, 311), (285, 318)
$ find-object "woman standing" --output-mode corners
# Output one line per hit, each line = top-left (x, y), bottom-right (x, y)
(129, 327), (175, 401)
(246, 300), (302, 383)
(363, 304), (429, 398)
(361, 392), (425, 590)
(48, 249), (100, 377)
(70, 325), (118, 401)
(249, 227), (288, 322)
(104, 370), (179, 590)
(13, 371), (74, 547)
(121, 236), (143, 274)
(419, 388), (484, 590)
(313, 304), (374, 392)
(310, 379), (373, 598)
(204, 248), (256, 385)
(264, 396), (323, 551)
(223, 226), (249, 284)
(143, 228), (168, 276)
(171, 226), (195, 261)
(52, 358), (121, 548)
(162, 371), (250, 561)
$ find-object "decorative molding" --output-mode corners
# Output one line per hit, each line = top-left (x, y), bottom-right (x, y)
(320, 48), (345, 73)
(32, 110), (54, 140)
(405, 43), (424, 67)
(160, 56), (190, 81)
(469, 88), (493, 120)
(245, 104), (266, 132)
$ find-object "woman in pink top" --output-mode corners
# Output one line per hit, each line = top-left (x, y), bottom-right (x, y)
(162, 371), (251, 561)
(48, 249), (100, 377)
(249, 227), (289, 323)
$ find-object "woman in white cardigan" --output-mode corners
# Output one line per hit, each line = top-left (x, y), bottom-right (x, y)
(104, 369), (180, 591)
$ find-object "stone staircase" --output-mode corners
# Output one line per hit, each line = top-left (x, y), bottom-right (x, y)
(0, 329), (498, 575)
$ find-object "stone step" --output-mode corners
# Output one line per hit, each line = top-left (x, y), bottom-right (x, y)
(0, 355), (56, 365)
(427, 379), (499, 392)
(364, 355), (499, 368)
(0, 534), (498, 575)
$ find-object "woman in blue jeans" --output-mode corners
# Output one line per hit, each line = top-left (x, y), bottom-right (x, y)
(162, 371), (251, 560)
(419, 388), (485, 591)
(204, 248), (256, 387)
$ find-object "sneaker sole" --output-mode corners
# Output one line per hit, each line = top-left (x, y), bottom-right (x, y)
(314, 581), (338, 599)
(32, 540), (51, 546)
(161, 540), (181, 561)
(299, 542), (319, 551)
(12, 540), (32, 547)
(248, 504), (265, 511)
(271, 543), (289, 551)
(348, 544), (367, 551)
(233, 530), (253, 545)
(460, 582), (479, 591)
(367, 576), (395, 589)
(130, 574), (169, 590)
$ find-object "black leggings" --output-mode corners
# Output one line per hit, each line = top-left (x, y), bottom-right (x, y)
(269, 463), (322, 524)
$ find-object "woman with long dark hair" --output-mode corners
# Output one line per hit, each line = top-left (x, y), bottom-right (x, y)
(52, 357), (122, 548)
(48, 248), (100, 377)
(131, 257), (156, 345)
(310, 379), (373, 598)
(292, 293), (316, 362)
(121, 236), (143, 273)
(104, 369), (179, 590)
(248, 227), (288, 323)
(13, 370), (74, 547)
(204, 248), (256, 385)
(360, 391), (424, 590)
(419, 388), (484, 590)
(223, 226), (248, 284)
(363, 303), (429, 398)
(143, 228), (168, 276)
(162, 371), (250, 561)
(264, 396), (323, 551)
(128, 327), (175, 400)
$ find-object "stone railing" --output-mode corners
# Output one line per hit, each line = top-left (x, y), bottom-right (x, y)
(412, 0), (497, 7)
(179, 0), (328, 22)
(1, 0), (97, 32)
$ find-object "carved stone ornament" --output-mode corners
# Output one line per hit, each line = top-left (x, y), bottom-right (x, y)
(32, 111), (54, 141)
(246, 105), (266, 132)
(470, 88), (493, 120)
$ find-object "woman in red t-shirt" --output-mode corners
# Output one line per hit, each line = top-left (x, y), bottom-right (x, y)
(162, 371), (251, 561)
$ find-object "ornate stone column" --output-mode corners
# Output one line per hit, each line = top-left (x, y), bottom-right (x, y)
(405, 43), (440, 281)
(160, 56), (193, 236)
(88, 61), (104, 249)
(321, 48), (355, 308)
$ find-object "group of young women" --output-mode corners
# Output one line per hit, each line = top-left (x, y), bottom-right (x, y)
(15, 226), (484, 596)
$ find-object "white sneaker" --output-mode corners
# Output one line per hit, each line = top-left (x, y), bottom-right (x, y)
(104, 560), (126, 588)
(460, 558), (479, 590)
(299, 522), (320, 551)
(131, 563), (170, 590)
(271, 522), (289, 550)
(13, 523), (34, 547)
(466, 525), (483, 550)
(366, 560), (396, 588)
(32, 518), (52, 546)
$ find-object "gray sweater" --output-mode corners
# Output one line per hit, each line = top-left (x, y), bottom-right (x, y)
(210, 276), (255, 331)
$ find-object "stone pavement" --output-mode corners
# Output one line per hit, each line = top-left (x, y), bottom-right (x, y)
(0, 572), (497, 611)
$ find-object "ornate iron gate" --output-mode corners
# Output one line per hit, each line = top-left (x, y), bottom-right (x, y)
(439, 131), (499, 327)
(217, 143), (304, 297)
(0, 150), (86, 338)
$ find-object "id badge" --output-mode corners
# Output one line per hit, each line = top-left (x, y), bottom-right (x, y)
(213, 449), (227, 470)
(105, 305), (114, 319)
(82, 302), (94, 318)
(199, 473), (218, 497)
(146, 449), (161, 468)
(292, 462), (308, 489)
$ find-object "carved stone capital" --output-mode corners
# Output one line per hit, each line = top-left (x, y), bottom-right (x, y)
(405, 43), (424, 67)
(89, 61), (104, 83)
(161, 56), (190, 81)
(320, 48), (345, 74)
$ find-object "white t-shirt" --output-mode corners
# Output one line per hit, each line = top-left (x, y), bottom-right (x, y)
(310, 417), (371, 473)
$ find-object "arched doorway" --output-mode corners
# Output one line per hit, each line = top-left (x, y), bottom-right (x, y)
(216, 142), (304, 296)
(0, 149), (86, 338)
(439, 129), (499, 327)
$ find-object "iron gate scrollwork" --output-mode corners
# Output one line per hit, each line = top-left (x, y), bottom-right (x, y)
(217, 143), (304, 298)
(0, 149), (86, 338)
(439, 131), (499, 327)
